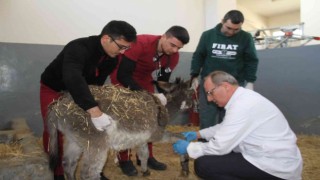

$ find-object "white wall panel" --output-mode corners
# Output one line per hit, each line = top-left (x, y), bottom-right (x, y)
(0, 0), (204, 52)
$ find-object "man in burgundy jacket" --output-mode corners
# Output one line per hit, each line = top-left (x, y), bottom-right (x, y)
(110, 25), (189, 176)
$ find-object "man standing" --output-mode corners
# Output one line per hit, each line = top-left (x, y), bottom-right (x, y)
(110, 25), (189, 176)
(173, 71), (303, 180)
(40, 20), (137, 180)
(190, 10), (259, 129)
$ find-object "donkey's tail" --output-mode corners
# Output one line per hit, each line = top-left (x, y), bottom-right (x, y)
(47, 110), (60, 171)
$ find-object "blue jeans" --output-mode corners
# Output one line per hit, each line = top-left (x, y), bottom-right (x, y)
(199, 79), (222, 129)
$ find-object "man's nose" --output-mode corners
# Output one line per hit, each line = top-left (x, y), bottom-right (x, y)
(207, 96), (213, 102)
(119, 49), (126, 54)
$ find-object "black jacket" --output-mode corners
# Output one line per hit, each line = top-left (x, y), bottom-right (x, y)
(41, 35), (117, 110)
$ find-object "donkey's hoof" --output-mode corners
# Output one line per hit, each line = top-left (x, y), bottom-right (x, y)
(180, 170), (189, 177)
(142, 169), (151, 176)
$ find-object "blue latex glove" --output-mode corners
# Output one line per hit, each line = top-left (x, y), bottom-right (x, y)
(173, 140), (190, 155)
(182, 131), (197, 141)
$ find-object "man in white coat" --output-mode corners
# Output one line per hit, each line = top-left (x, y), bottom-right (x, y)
(173, 71), (302, 180)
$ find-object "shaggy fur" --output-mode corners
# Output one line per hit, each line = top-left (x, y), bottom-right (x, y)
(47, 79), (193, 179)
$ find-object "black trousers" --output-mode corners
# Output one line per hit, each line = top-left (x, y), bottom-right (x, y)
(194, 152), (284, 180)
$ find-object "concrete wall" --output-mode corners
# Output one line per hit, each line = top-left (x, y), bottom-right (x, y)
(257, 45), (320, 134)
(1, 43), (320, 136)
(0, 43), (62, 136)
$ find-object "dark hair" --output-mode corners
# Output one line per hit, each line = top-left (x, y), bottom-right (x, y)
(222, 10), (244, 24)
(100, 20), (137, 42)
(165, 26), (190, 44)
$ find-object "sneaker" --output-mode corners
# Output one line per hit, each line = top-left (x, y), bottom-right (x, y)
(119, 160), (138, 176)
(137, 157), (167, 170)
(54, 175), (65, 180)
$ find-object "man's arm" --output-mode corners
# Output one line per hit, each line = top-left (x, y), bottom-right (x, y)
(243, 34), (259, 83)
(62, 43), (98, 111)
(190, 32), (207, 78)
(86, 106), (103, 118)
(156, 68), (171, 93)
(117, 55), (143, 91)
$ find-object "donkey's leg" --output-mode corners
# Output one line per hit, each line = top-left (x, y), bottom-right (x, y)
(63, 138), (82, 180)
(80, 143), (108, 180)
(160, 131), (190, 176)
(180, 154), (190, 176)
(136, 143), (150, 176)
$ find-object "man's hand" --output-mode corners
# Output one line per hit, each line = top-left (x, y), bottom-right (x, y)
(190, 77), (199, 91)
(245, 82), (254, 90)
(180, 101), (190, 110)
(182, 131), (198, 141)
(173, 140), (190, 155)
(91, 113), (112, 131)
(153, 93), (167, 106)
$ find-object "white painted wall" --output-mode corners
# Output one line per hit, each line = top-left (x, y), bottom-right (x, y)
(267, 11), (300, 28)
(0, 0), (204, 52)
(237, 4), (267, 31)
(1, 0), (319, 50)
(301, 0), (320, 45)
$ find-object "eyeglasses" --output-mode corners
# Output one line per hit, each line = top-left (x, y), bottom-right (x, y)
(110, 36), (130, 51)
(206, 86), (220, 97)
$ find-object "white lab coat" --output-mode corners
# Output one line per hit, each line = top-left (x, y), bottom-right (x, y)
(187, 87), (303, 180)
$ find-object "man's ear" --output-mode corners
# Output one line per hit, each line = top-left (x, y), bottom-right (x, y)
(220, 82), (231, 91)
(101, 35), (110, 43)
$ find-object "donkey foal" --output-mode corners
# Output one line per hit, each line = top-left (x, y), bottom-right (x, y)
(47, 79), (193, 179)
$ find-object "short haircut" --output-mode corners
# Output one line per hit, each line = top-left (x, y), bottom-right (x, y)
(165, 26), (190, 44)
(206, 71), (239, 86)
(100, 20), (137, 42)
(222, 10), (244, 24)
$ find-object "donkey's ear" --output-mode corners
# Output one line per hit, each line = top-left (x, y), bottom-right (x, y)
(156, 81), (174, 92)
(185, 79), (192, 88)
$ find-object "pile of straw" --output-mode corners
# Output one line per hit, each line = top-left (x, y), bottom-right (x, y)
(0, 142), (23, 158)
(298, 134), (320, 179)
(103, 125), (320, 180)
(1, 126), (319, 179)
(50, 85), (166, 132)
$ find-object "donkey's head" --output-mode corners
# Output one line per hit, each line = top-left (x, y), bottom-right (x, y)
(155, 78), (194, 114)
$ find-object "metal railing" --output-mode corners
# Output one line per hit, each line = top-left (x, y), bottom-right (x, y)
(250, 23), (320, 49)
